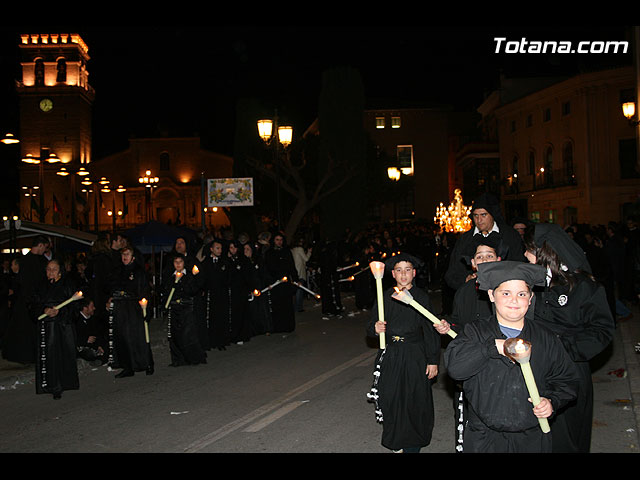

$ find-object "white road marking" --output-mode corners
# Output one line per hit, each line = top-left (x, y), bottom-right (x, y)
(242, 401), (309, 432)
(184, 350), (375, 452)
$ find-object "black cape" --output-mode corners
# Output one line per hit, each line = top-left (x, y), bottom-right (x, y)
(34, 275), (80, 397)
(162, 270), (207, 366)
(445, 315), (579, 453)
(366, 285), (441, 451)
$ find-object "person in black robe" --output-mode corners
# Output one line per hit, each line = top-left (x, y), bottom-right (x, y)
(87, 234), (115, 353)
(264, 233), (298, 333)
(317, 240), (344, 318)
(353, 243), (376, 311)
(445, 261), (579, 453)
(243, 242), (273, 336)
(34, 258), (80, 400)
(201, 239), (230, 350)
(107, 245), (153, 378)
(1, 236), (48, 364)
(435, 234), (503, 451)
(162, 254), (207, 366)
(227, 240), (252, 344)
(366, 252), (441, 453)
(523, 223), (615, 453)
(444, 193), (525, 292)
(74, 297), (107, 364)
(0, 256), (12, 342)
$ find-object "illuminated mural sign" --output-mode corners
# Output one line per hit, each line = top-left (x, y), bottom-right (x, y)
(207, 178), (254, 207)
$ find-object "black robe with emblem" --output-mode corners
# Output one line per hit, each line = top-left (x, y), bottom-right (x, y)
(201, 254), (230, 349)
(162, 270), (207, 366)
(264, 246), (298, 333)
(533, 273), (615, 452)
(108, 261), (152, 372)
(445, 315), (579, 453)
(244, 253), (273, 336)
(366, 285), (441, 451)
(34, 275), (80, 397)
(227, 253), (252, 343)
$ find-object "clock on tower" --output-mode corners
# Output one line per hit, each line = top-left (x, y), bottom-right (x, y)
(16, 33), (95, 227)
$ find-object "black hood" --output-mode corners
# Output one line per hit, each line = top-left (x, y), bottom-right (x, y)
(470, 193), (506, 226)
(534, 223), (591, 273)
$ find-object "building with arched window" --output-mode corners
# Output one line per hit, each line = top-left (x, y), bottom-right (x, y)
(494, 66), (639, 225)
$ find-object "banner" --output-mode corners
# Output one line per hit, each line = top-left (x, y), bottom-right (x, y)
(207, 178), (254, 207)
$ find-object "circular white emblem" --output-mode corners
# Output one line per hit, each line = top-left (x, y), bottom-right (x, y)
(558, 294), (568, 306)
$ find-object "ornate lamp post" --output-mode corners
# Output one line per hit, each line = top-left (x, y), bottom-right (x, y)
(257, 112), (293, 229)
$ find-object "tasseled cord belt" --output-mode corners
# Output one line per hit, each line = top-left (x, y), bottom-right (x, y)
(366, 336), (406, 423)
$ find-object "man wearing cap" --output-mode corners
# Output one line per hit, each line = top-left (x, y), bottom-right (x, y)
(444, 193), (525, 292)
(444, 261), (578, 452)
(366, 253), (441, 453)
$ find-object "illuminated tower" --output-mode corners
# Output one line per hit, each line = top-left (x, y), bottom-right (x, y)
(16, 33), (94, 226)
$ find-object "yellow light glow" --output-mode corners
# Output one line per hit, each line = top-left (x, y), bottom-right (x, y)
(387, 167), (401, 181)
(257, 119), (273, 142)
(623, 102), (636, 119)
(22, 154), (40, 164)
(46, 154), (60, 163)
(278, 126), (293, 147)
(1, 133), (19, 144)
(434, 188), (472, 233)
(56, 168), (69, 176)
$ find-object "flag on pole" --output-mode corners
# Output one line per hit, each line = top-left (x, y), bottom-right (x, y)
(53, 194), (62, 223)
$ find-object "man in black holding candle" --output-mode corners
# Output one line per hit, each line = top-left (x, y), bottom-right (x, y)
(444, 261), (579, 452)
(366, 252), (440, 453)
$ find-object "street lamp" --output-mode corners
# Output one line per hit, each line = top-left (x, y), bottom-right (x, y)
(257, 112), (293, 229)
(1, 133), (19, 145)
(139, 170), (159, 222)
(622, 101), (640, 126)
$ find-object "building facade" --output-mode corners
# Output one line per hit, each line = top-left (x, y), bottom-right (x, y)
(496, 66), (640, 226)
(363, 106), (478, 223)
(15, 33), (233, 233)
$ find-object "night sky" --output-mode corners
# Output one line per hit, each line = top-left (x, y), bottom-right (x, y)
(0, 24), (633, 210)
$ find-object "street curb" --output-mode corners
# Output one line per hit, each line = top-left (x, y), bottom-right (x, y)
(619, 314), (640, 445)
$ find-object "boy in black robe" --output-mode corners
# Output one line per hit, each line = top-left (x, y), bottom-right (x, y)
(366, 252), (441, 453)
(445, 261), (579, 453)
(435, 234), (502, 451)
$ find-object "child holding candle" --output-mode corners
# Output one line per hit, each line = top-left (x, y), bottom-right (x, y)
(444, 261), (579, 453)
(366, 252), (441, 453)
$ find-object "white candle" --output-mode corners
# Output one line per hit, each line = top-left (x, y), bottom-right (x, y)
(165, 272), (182, 309)
(391, 288), (457, 338)
(369, 261), (386, 349)
(38, 291), (83, 320)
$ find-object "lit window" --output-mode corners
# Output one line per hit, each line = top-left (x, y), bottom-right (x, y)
(375, 116), (385, 129)
(397, 145), (414, 175)
(391, 116), (401, 129)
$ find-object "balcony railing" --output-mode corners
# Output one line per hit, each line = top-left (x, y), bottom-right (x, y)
(505, 168), (577, 194)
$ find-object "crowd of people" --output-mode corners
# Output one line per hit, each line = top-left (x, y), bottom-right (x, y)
(0, 194), (639, 453)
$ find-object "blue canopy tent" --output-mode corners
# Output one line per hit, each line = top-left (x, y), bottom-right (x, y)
(123, 220), (198, 254)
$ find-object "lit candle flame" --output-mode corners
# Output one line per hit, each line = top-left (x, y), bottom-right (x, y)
(192, 265), (199, 275)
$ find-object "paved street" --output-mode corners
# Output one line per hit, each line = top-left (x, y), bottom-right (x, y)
(0, 289), (639, 453)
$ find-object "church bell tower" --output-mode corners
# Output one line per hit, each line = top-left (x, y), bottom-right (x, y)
(16, 33), (95, 226)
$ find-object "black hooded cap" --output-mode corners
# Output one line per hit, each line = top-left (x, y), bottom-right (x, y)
(470, 192), (506, 225)
(476, 261), (547, 291)
(384, 252), (423, 272)
(533, 223), (591, 273)
(461, 231), (504, 265)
